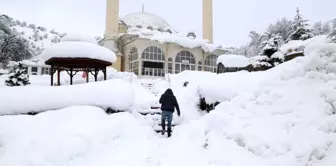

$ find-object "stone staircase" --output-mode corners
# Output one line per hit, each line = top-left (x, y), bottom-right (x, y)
(139, 106), (178, 134)
(141, 82), (160, 97)
(139, 80), (177, 134)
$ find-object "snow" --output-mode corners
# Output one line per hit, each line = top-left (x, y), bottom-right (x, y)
(40, 41), (117, 63)
(0, 79), (134, 115)
(126, 27), (224, 53)
(61, 33), (98, 45)
(0, 37), (336, 166)
(216, 54), (250, 67)
(0, 69), (9, 74)
(280, 35), (329, 55)
(121, 12), (173, 31)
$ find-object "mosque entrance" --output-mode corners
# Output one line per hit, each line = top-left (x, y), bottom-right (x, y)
(141, 61), (165, 77)
(141, 46), (166, 77)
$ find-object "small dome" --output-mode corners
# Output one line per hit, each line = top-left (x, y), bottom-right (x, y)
(61, 33), (98, 45)
(121, 12), (172, 31)
(187, 32), (196, 39)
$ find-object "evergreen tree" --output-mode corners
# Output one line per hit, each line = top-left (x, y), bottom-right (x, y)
(5, 63), (30, 86)
(288, 7), (314, 41)
(257, 33), (284, 67)
(328, 19), (336, 43)
(259, 33), (282, 57)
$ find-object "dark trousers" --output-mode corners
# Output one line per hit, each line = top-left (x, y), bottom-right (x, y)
(161, 110), (173, 132)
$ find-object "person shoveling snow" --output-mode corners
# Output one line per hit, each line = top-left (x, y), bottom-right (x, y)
(159, 88), (181, 137)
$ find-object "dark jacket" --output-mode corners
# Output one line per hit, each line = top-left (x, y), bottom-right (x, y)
(159, 89), (180, 115)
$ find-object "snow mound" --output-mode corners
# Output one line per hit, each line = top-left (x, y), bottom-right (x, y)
(61, 33), (98, 45)
(40, 41), (117, 63)
(216, 54), (250, 67)
(0, 79), (134, 115)
(304, 42), (336, 74)
(280, 35), (329, 55)
(0, 106), (157, 166)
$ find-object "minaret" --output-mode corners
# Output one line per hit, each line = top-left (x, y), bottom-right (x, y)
(105, 0), (123, 71)
(202, 0), (213, 43)
(105, 0), (119, 39)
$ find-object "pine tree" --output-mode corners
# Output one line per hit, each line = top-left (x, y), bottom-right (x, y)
(257, 33), (284, 67)
(288, 7), (314, 41)
(259, 33), (282, 57)
(328, 19), (336, 43)
(5, 63), (30, 86)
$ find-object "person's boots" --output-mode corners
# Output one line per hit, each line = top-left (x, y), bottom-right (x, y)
(167, 128), (172, 137)
(161, 122), (165, 135)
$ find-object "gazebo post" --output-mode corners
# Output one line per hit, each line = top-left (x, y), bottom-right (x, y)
(50, 65), (54, 86)
(94, 68), (98, 82)
(103, 68), (107, 80)
(70, 68), (73, 85)
(86, 66), (89, 83)
(57, 67), (61, 86)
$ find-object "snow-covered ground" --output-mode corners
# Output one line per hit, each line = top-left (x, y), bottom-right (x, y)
(0, 40), (336, 166)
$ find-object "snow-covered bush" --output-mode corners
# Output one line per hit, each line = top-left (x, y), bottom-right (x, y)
(256, 34), (284, 67)
(5, 63), (30, 86)
(28, 24), (36, 29)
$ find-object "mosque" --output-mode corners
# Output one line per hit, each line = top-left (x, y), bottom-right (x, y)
(99, 0), (227, 78)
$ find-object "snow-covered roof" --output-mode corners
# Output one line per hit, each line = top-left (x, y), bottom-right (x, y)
(40, 41), (117, 63)
(125, 27), (224, 53)
(216, 54), (250, 67)
(121, 12), (173, 31)
(61, 33), (98, 45)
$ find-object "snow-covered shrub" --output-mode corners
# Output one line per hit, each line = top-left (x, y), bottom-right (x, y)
(5, 63), (30, 86)
(21, 21), (27, 27)
(37, 26), (46, 32)
(256, 34), (284, 67)
(28, 24), (36, 29)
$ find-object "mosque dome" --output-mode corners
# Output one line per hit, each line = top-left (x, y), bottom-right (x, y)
(120, 12), (173, 32)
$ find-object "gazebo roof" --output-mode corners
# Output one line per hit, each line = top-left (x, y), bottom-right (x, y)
(41, 41), (116, 64)
(44, 57), (112, 69)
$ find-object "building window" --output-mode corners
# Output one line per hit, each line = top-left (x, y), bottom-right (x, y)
(44, 68), (49, 74)
(128, 47), (139, 75)
(204, 54), (218, 73)
(31, 67), (38, 75)
(167, 58), (173, 74)
(198, 61), (202, 71)
(141, 46), (165, 77)
(217, 63), (226, 73)
(175, 50), (196, 74)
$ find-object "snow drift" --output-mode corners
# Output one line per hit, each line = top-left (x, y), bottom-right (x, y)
(0, 79), (134, 115)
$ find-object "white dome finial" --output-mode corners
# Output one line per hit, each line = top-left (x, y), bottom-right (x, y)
(142, 0), (145, 12)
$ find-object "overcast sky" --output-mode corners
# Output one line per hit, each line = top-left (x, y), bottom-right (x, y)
(0, 0), (335, 47)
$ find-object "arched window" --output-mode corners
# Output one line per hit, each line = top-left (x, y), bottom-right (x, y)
(175, 50), (196, 74)
(128, 47), (139, 75)
(167, 58), (173, 74)
(204, 54), (218, 73)
(198, 61), (202, 71)
(141, 46), (165, 77)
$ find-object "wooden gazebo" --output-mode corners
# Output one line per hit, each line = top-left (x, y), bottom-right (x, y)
(45, 57), (112, 86)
